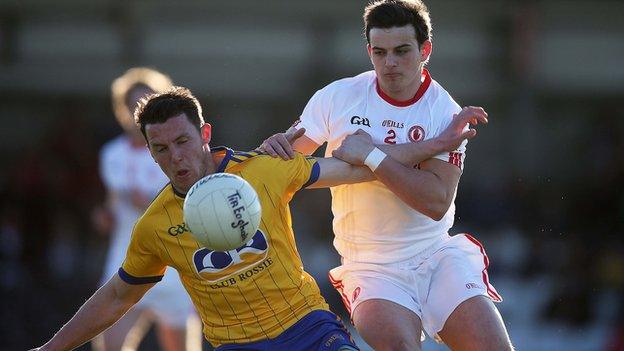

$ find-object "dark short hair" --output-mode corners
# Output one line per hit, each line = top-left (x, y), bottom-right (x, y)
(364, 0), (432, 46)
(134, 86), (204, 140)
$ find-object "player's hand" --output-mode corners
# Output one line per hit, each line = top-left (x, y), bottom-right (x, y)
(256, 128), (306, 160)
(436, 106), (488, 152)
(332, 129), (375, 166)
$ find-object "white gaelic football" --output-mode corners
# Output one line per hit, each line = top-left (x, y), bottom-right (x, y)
(184, 173), (262, 251)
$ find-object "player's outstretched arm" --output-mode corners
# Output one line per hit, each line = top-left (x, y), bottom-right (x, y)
(32, 274), (154, 351)
(331, 129), (461, 220)
(257, 127), (321, 159)
(306, 157), (375, 189)
(378, 106), (488, 166)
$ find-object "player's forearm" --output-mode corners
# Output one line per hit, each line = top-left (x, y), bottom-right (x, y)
(376, 138), (444, 167)
(291, 128), (321, 156)
(40, 283), (135, 351)
(307, 157), (374, 189)
(373, 158), (454, 220)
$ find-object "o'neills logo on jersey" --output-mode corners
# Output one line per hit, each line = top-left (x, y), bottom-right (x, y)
(192, 229), (269, 285)
(350, 116), (370, 127)
(381, 120), (404, 129)
(408, 125), (425, 142)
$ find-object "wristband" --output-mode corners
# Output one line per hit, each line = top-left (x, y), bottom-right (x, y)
(364, 147), (387, 171)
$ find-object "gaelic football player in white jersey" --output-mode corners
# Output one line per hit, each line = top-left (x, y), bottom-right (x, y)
(259, 1), (513, 350)
(93, 68), (200, 351)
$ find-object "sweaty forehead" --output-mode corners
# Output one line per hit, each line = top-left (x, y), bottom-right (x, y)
(369, 25), (418, 48)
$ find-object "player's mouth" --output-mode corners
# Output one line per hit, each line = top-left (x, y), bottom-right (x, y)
(176, 169), (190, 179)
(385, 73), (401, 79)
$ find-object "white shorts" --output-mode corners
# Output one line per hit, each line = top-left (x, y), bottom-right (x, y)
(328, 233), (502, 339)
(102, 266), (195, 328)
(138, 268), (196, 328)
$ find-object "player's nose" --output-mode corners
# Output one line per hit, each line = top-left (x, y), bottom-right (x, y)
(385, 54), (398, 67)
(170, 146), (184, 163)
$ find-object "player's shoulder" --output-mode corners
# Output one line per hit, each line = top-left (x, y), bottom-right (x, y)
(230, 149), (309, 170)
(426, 78), (461, 120)
(325, 70), (374, 91)
(135, 184), (174, 231)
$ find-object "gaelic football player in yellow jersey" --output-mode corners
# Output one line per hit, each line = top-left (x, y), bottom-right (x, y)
(31, 86), (426, 351)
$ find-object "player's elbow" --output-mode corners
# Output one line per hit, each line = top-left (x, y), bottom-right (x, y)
(421, 207), (445, 221)
(419, 198), (451, 221)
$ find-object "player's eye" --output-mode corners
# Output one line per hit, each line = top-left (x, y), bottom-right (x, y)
(373, 50), (385, 56)
(157, 146), (168, 153)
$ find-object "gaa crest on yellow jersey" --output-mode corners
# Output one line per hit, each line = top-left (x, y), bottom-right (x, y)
(192, 229), (269, 282)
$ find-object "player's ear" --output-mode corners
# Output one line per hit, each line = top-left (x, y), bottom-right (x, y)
(367, 44), (373, 59)
(420, 40), (432, 62)
(201, 123), (212, 144)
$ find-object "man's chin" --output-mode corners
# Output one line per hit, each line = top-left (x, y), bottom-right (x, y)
(172, 180), (192, 195)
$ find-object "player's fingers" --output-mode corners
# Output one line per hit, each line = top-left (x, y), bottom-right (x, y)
(465, 106), (488, 124)
(287, 128), (306, 143)
(275, 135), (296, 159)
(461, 129), (478, 140)
(355, 128), (371, 136)
(331, 148), (342, 160)
(270, 137), (292, 160)
(457, 110), (486, 126)
(261, 142), (279, 158)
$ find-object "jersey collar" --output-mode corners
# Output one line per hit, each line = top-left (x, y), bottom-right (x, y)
(211, 146), (234, 173)
(375, 68), (432, 107)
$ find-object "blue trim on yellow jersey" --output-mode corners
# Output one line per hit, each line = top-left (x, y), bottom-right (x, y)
(212, 146), (234, 172)
(118, 267), (163, 285)
(233, 151), (256, 158)
(171, 184), (186, 199)
(302, 161), (320, 188)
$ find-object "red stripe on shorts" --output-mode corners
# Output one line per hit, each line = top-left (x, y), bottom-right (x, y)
(328, 272), (352, 314)
(462, 233), (503, 302)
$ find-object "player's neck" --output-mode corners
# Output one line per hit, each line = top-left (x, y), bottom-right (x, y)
(376, 69), (430, 106)
(380, 84), (421, 102)
(211, 152), (224, 169)
(377, 74), (422, 102)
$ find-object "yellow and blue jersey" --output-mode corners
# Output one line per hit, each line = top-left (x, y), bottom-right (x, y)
(119, 146), (328, 347)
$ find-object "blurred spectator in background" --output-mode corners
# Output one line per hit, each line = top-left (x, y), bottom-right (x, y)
(91, 68), (201, 351)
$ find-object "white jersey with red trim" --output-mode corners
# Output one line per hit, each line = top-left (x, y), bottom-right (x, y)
(99, 135), (170, 280)
(297, 69), (464, 263)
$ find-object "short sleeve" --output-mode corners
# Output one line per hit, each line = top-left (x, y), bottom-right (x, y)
(252, 153), (319, 202)
(296, 88), (331, 145)
(430, 97), (467, 170)
(119, 220), (166, 284)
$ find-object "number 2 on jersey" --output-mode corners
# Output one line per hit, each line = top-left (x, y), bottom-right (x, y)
(384, 129), (397, 144)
